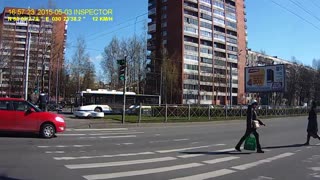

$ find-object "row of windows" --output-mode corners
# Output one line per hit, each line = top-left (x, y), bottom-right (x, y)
(227, 45), (238, 52)
(184, 63), (198, 70)
(226, 37), (237, 44)
(184, 75), (214, 82)
(184, 26), (198, 34)
(185, 45), (198, 52)
(185, 54), (198, 61)
(183, 84), (199, 90)
(183, 94), (214, 101)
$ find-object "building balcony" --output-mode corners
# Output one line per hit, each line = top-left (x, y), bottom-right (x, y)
(148, 8), (156, 17)
(148, 23), (156, 33)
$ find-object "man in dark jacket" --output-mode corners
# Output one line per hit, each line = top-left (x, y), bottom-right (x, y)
(235, 100), (266, 153)
(304, 101), (320, 145)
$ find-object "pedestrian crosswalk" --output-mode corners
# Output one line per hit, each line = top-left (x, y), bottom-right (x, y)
(36, 128), (307, 179)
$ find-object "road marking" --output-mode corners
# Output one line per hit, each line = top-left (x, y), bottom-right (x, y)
(203, 156), (240, 164)
(232, 152), (295, 170)
(252, 176), (274, 180)
(154, 134), (161, 136)
(156, 144), (224, 153)
(38, 145), (91, 148)
(66, 157), (176, 169)
(83, 163), (203, 180)
(59, 134), (87, 136)
(295, 150), (302, 152)
(99, 135), (137, 139)
(67, 128), (128, 131)
(89, 132), (144, 136)
(177, 148), (235, 158)
(116, 143), (134, 145)
(54, 152), (155, 161)
(310, 167), (320, 171)
(45, 151), (65, 154)
(170, 169), (236, 180)
(173, 139), (189, 141)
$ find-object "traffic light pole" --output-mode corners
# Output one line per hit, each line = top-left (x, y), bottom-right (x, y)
(122, 56), (127, 124)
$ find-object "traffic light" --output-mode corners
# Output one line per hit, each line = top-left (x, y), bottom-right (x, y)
(117, 59), (126, 81)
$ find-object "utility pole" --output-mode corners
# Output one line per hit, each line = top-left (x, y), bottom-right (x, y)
(55, 56), (60, 103)
(229, 62), (232, 106)
(24, 32), (31, 100)
(118, 56), (127, 124)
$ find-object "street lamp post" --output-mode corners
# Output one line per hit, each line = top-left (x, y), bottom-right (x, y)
(24, 32), (31, 100)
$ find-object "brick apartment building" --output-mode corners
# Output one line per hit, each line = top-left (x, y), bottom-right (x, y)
(146, 0), (247, 105)
(0, 7), (67, 98)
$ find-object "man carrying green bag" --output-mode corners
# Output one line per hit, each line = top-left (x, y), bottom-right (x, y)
(235, 100), (266, 153)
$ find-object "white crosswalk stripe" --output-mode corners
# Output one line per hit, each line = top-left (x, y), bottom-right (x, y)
(49, 142), (300, 180)
(83, 163), (204, 180)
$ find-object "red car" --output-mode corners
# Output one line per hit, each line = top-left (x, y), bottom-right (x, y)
(0, 98), (66, 138)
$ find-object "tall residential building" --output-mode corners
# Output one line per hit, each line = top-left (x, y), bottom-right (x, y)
(146, 0), (247, 105)
(0, 7), (67, 98)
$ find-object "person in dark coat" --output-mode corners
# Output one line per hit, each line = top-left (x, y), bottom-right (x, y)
(235, 99), (266, 153)
(304, 101), (320, 145)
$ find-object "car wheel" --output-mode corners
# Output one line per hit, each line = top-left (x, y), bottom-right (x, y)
(40, 123), (55, 138)
(94, 107), (102, 112)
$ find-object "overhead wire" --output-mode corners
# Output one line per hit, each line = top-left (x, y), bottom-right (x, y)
(269, 0), (320, 31)
(287, 0), (320, 23)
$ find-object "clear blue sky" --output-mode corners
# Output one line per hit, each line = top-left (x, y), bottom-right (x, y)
(1, 0), (320, 69)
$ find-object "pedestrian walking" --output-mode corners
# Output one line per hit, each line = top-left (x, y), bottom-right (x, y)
(235, 99), (266, 153)
(304, 101), (320, 145)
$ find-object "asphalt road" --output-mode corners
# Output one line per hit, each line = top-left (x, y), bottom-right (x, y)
(1, 116), (320, 180)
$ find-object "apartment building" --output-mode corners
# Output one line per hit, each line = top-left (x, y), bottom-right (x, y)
(0, 7), (67, 98)
(146, 0), (247, 105)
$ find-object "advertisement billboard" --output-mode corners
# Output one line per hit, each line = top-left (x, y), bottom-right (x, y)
(245, 64), (286, 93)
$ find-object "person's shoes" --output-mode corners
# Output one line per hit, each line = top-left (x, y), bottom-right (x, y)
(257, 149), (264, 153)
(303, 142), (309, 146)
(235, 146), (241, 152)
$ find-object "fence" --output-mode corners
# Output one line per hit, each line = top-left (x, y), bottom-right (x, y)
(111, 104), (310, 123)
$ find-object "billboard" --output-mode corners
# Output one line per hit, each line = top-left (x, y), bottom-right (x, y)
(245, 64), (286, 93)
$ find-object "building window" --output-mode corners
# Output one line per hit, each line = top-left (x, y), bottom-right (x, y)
(214, 33), (225, 41)
(214, 1), (225, 9)
(200, 47), (213, 54)
(200, 66), (213, 73)
(226, 21), (237, 29)
(184, 17), (198, 26)
(162, 31), (167, 36)
(200, 0), (212, 5)
(215, 59), (226, 66)
(184, 26), (198, 34)
(184, 45), (198, 52)
(227, 45), (238, 52)
(200, 5), (211, 12)
(184, 54), (199, 61)
(200, 21), (212, 29)
(214, 10), (225, 17)
(184, 63), (198, 70)
(226, 12), (236, 21)
(214, 17), (225, 25)
(200, 30), (212, 38)
(226, 37), (237, 44)
(161, 14), (167, 19)
(161, 22), (167, 28)
(201, 13), (212, 21)
(228, 54), (238, 60)
(201, 57), (213, 64)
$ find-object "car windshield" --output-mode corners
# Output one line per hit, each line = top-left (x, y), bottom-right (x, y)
(26, 101), (42, 112)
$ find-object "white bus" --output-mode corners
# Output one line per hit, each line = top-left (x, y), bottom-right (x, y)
(75, 89), (160, 113)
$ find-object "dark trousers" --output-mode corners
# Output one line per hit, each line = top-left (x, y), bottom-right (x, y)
(236, 129), (262, 150)
(306, 133), (320, 143)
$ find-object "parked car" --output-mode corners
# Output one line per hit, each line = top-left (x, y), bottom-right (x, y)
(0, 98), (66, 138)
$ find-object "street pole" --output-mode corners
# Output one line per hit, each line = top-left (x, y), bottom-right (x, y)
(229, 62), (232, 106)
(24, 32), (31, 100)
(122, 56), (127, 124)
(55, 56), (59, 103)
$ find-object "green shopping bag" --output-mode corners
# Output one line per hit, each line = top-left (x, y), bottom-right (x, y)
(244, 135), (256, 151)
